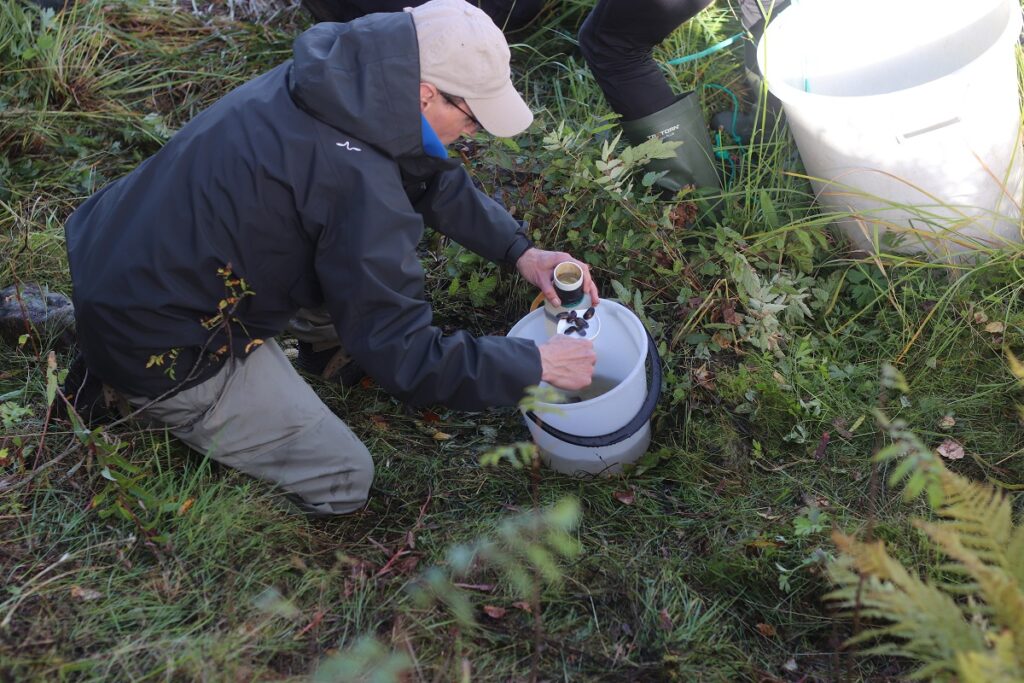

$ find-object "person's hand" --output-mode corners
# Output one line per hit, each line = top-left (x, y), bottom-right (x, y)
(515, 248), (600, 308)
(537, 336), (596, 391)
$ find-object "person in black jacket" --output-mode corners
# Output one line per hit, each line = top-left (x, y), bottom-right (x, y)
(64, 0), (598, 515)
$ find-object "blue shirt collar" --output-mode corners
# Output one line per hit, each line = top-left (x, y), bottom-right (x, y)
(421, 115), (448, 160)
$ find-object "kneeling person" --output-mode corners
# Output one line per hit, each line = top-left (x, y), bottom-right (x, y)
(64, 0), (597, 515)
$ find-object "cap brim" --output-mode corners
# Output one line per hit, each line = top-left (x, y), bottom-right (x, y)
(464, 80), (534, 138)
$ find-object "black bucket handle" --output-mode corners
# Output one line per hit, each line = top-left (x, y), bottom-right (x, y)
(524, 324), (662, 448)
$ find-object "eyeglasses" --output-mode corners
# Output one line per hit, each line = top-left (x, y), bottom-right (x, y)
(439, 91), (481, 130)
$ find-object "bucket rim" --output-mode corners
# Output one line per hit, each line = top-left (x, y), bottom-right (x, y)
(507, 299), (649, 412)
(756, 0), (1022, 104)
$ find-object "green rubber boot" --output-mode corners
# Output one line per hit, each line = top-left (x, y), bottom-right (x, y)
(619, 92), (722, 195)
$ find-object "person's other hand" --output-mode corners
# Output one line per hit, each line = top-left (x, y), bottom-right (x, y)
(537, 336), (596, 391)
(515, 248), (600, 308)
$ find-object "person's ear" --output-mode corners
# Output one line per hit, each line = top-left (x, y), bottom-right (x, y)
(419, 82), (437, 113)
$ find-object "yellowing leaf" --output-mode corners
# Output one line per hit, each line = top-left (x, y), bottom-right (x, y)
(1007, 349), (1024, 381)
(984, 321), (1005, 334)
(177, 498), (195, 516)
(432, 431), (453, 441)
(482, 605), (506, 619)
(756, 623), (777, 638)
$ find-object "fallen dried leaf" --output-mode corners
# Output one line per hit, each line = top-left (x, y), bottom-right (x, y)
(359, 376), (375, 389)
(512, 601), (532, 613)
(937, 415), (956, 430)
(370, 415), (388, 430)
(832, 417), (853, 439)
(936, 438), (965, 460)
(482, 605), (507, 619)
(177, 497), (195, 516)
(973, 310), (989, 325)
(756, 623), (777, 638)
(985, 321), (1005, 334)
(613, 490), (635, 505)
(658, 608), (674, 631)
(782, 658), (798, 672)
(396, 555), (420, 574)
(692, 365), (716, 391)
(70, 585), (103, 601)
(421, 410), (441, 423)
(432, 431), (453, 441)
(722, 303), (741, 326)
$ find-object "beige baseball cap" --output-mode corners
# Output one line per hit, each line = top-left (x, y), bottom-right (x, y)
(405, 0), (534, 138)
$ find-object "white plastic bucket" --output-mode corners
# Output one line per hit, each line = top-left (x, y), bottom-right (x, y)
(506, 301), (659, 476)
(757, 0), (1024, 257)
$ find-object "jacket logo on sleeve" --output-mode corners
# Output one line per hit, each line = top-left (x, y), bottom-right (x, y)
(336, 141), (362, 152)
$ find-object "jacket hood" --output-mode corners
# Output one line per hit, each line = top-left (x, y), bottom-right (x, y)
(289, 14), (450, 171)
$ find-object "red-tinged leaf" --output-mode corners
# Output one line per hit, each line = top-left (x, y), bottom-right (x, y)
(294, 610), (325, 639)
(359, 376), (375, 389)
(756, 623), (777, 638)
(482, 605), (507, 619)
(658, 608), (673, 631)
(512, 601), (532, 613)
(177, 497), (195, 516)
(421, 410), (441, 423)
(397, 555), (420, 574)
(722, 303), (741, 326)
(613, 490), (635, 505)
(370, 415), (389, 430)
(813, 431), (831, 460)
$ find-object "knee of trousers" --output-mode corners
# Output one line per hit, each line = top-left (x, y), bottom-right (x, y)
(578, 16), (651, 80)
(304, 443), (374, 516)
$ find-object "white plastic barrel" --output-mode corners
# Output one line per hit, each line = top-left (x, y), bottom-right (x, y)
(506, 301), (653, 476)
(757, 0), (1024, 257)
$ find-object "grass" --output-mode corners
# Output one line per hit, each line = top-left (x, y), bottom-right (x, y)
(3, 0), (1024, 680)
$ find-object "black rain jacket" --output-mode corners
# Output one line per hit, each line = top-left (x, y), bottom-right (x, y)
(65, 13), (541, 409)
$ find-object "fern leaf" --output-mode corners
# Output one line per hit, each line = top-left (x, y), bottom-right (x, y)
(932, 470), (1013, 567)
(919, 520), (1024, 668)
(955, 631), (1021, 683)
(827, 532), (986, 678)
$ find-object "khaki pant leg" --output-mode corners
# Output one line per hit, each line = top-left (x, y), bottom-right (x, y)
(128, 339), (373, 515)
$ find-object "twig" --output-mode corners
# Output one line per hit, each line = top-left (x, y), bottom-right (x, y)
(375, 489), (432, 578)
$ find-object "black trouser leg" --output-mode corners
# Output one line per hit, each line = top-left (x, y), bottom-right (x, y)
(578, 0), (714, 121)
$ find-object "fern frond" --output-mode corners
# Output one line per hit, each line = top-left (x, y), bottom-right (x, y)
(1007, 525), (1024, 588)
(827, 532), (986, 677)
(932, 470), (1014, 568)
(919, 520), (1024, 668)
(955, 631), (1021, 683)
